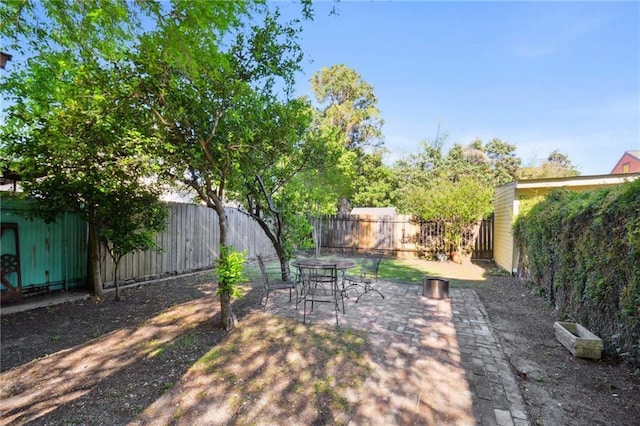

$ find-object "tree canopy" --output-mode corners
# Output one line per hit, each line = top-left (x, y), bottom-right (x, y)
(311, 64), (383, 151)
(0, 1), (172, 295)
(519, 150), (580, 179)
(0, 0), (314, 326)
(309, 64), (390, 211)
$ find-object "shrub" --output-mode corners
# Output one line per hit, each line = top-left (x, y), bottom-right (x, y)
(513, 179), (640, 366)
(215, 246), (247, 298)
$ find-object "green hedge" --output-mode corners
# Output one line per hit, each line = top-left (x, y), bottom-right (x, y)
(513, 179), (640, 366)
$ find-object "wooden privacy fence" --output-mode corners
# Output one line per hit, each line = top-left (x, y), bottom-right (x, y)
(2, 195), (493, 299)
(100, 203), (276, 288)
(1, 197), (276, 296)
(317, 214), (493, 259)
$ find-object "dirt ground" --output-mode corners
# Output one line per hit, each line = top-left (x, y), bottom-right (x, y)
(1, 258), (639, 425)
(473, 274), (640, 425)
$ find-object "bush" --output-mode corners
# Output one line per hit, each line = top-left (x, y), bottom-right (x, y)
(513, 179), (640, 366)
(215, 246), (247, 298)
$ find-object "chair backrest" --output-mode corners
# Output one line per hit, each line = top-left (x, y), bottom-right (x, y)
(256, 255), (269, 289)
(297, 263), (338, 290)
(361, 256), (382, 280)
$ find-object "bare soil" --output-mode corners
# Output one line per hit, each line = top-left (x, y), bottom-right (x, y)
(471, 273), (640, 425)
(1, 259), (639, 425)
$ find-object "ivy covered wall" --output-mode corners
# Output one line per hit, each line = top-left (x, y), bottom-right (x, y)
(513, 179), (640, 366)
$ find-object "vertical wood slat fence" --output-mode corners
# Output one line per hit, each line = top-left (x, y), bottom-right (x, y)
(317, 214), (493, 260)
(100, 203), (275, 288)
(3, 195), (493, 295)
(473, 218), (494, 260)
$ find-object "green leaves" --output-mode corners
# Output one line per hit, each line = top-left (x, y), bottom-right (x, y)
(513, 179), (640, 365)
(99, 188), (168, 261)
(310, 64), (383, 151)
(1, 1), (173, 272)
(405, 176), (493, 256)
(215, 246), (247, 298)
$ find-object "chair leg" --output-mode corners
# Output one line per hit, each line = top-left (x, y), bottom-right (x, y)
(303, 295), (308, 324)
(295, 286), (302, 309)
(334, 291), (340, 327)
(355, 284), (384, 303)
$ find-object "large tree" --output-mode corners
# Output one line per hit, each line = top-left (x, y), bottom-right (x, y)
(310, 64), (390, 209)
(311, 64), (383, 150)
(130, 3), (312, 329)
(0, 1), (168, 296)
(474, 138), (521, 186)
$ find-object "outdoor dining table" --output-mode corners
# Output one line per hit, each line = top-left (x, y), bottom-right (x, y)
(290, 258), (358, 317)
(291, 258), (358, 290)
(291, 258), (357, 273)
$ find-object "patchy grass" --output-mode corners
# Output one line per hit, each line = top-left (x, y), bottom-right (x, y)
(247, 254), (493, 288)
(138, 313), (371, 425)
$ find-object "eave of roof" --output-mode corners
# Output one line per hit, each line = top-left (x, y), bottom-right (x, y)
(514, 173), (639, 189)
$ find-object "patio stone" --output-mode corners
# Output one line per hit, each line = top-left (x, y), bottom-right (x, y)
(263, 280), (529, 425)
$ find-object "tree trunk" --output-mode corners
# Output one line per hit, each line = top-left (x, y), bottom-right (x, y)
(220, 291), (238, 330)
(88, 222), (103, 297)
(275, 244), (290, 281)
(247, 212), (290, 280)
(114, 260), (121, 301)
(214, 201), (236, 331)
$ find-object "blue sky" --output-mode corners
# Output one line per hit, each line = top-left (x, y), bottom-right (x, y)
(282, 1), (640, 175)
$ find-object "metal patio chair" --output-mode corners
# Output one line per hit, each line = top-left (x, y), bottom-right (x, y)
(344, 254), (385, 302)
(257, 255), (297, 308)
(298, 262), (341, 326)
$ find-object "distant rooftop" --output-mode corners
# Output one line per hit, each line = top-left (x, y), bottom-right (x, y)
(626, 150), (640, 160)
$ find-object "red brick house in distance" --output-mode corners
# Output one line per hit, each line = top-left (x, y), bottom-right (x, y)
(611, 150), (640, 174)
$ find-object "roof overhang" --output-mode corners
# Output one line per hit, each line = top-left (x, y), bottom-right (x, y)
(514, 173), (639, 190)
(497, 173), (640, 191)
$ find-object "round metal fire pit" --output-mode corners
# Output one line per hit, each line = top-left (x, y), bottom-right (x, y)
(422, 277), (449, 299)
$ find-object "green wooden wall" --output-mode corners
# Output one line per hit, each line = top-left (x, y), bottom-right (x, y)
(1, 197), (87, 295)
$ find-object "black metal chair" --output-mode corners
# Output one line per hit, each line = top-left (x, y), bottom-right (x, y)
(344, 255), (385, 302)
(298, 263), (341, 326)
(257, 255), (297, 308)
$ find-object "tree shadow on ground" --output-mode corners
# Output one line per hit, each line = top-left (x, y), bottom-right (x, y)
(1, 258), (508, 425)
(0, 276), (260, 425)
(0, 273), (218, 372)
(135, 271), (477, 425)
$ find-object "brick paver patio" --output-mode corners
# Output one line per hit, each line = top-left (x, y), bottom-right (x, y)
(264, 279), (530, 426)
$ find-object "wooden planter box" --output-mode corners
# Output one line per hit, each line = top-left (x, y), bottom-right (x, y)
(553, 322), (603, 360)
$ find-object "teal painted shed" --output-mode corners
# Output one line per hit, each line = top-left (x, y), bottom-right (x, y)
(1, 197), (88, 303)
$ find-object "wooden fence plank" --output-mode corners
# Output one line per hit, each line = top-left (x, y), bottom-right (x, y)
(318, 214), (493, 260)
(100, 203), (275, 288)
